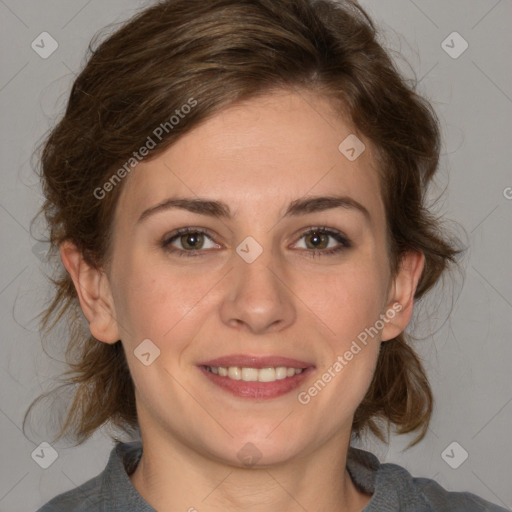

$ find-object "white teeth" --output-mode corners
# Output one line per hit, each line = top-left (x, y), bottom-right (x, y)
(241, 367), (259, 381)
(207, 366), (305, 382)
(258, 368), (276, 382)
(275, 367), (288, 380)
(228, 367), (241, 380)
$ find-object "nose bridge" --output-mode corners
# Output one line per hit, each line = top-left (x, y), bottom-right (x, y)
(219, 236), (296, 333)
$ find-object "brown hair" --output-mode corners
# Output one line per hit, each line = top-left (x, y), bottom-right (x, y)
(25, 0), (462, 447)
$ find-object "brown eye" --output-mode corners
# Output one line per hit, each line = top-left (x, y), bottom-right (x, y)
(180, 232), (204, 250)
(162, 227), (219, 257)
(293, 227), (352, 258)
(304, 230), (329, 249)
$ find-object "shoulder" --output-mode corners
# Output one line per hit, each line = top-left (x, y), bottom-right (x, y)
(34, 473), (103, 512)
(410, 475), (509, 512)
(34, 440), (150, 512)
(347, 447), (509, 512)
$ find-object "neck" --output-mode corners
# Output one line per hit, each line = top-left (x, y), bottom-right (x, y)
(129, 428), (371, 512)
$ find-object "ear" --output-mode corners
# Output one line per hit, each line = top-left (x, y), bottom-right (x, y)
(59, 240), (120, 344)
(381, 250), (425, 341)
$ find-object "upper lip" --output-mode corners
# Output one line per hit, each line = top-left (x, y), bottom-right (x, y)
(199, 354), (314, 369)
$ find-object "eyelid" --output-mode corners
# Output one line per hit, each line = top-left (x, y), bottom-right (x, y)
(162, 226), (220, 256)
(161, 226), (352, 257)
(290, 226), (351, 248)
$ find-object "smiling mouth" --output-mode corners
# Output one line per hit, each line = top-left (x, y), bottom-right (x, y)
(199, 364), (313, 399)
(198, 354), (314, 399)
(204, 365), (305, 382)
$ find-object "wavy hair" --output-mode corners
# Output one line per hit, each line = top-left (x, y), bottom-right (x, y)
(25, 0), (462, 447)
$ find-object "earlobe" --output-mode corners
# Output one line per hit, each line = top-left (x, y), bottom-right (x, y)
(381, 250), (425, 342)
(59, 240), (120, 344)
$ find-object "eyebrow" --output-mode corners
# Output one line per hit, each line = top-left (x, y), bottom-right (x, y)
(137, 195), (371, 224)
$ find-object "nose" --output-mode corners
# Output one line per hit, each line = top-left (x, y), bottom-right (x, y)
(219, 246), (297, 335)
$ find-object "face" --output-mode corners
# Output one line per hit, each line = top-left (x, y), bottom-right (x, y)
(90, 89), (415, 466)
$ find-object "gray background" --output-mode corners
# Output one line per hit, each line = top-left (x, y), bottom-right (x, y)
(0, 0), (511, 510)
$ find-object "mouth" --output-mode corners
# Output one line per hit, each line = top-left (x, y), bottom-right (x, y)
(204, 365), (305, 382)
(198, 355), (314, 399)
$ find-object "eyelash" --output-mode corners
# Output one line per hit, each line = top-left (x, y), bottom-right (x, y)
(161, 226), (352, 258)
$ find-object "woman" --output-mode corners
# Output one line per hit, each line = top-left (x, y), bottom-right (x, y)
(28, 0), (508, 510)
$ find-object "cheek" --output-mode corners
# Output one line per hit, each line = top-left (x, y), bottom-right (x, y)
(299, 269), (384, 419)
(311, 262), (388, 343)
(112, 262), (210, 400)
(112, 253), (221, 349)
(301, 255), (388, 403)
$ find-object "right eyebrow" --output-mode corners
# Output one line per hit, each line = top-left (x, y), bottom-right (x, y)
(136, 194), (371, 225)
(137, 197), (231, 224)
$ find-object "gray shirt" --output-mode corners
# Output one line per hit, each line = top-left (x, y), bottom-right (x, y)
(35, 440), (509, 511)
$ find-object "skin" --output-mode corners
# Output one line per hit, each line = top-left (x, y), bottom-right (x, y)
(61, 89), (424, 512)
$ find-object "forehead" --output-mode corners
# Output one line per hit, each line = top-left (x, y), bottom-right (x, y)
(115, 89), (384, 226)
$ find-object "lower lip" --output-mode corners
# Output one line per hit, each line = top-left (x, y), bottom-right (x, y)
(199, 366), (314, 399)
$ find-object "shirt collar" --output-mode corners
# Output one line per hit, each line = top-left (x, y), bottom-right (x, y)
(103, 440), (430, 512)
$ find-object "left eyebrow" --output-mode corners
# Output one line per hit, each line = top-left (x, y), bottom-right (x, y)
(136, 195), (371, 224)
(284, 195), (371, 223)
